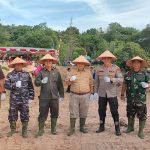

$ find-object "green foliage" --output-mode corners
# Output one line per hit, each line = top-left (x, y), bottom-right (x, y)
(72, 47), (86, 59)
(114, 42), (150, 72)
(0, 22), (150, 68)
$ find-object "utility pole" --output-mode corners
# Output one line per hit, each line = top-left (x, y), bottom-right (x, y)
(68, 17), (73, 60)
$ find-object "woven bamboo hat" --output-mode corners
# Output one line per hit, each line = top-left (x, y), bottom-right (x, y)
(8, 57), (28, 68)
(39, 54), (58, 64)
(126, 56), (148, 68)
(72, 55), (90, 65)
(97, 50), (117, 61)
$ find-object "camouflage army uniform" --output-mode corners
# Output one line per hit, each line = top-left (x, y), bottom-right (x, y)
(124, 70), (150, 120)
(5, 70), (34, 122)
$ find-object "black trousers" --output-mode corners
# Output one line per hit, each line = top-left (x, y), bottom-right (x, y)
(98, 96), (119, 123)
(38, 99), (59, 122)
(66, 85), (71, 93)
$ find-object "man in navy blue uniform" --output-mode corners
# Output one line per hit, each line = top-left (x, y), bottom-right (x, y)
(5, 57), (34, 138)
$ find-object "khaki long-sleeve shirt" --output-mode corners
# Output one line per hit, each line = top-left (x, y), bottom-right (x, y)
(66, 68), (93, 93)
(94, 64), (123, 98)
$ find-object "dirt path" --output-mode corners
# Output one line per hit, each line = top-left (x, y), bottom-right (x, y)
(0, 85), (150, 150)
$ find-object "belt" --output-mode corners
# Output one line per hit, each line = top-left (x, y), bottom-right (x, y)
(71, 91), (90, 95)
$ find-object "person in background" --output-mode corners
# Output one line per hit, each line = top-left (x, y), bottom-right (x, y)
(66, 55), (94, 136)
(66, 68), (71, 93)
(94, 50), (123, 136)
(121, 56), (150, 139)
(0, 65), (5, 138)
(35, 54), (64, 137)
(5, 57), (34, 138)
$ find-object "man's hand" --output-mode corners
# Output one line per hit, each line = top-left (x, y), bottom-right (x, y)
(141, 82), (149, 88)
(28, 99), (32, 104)
(89, 93), (94, 101)
(16, 81), (21, 88)
(70, 76), (77, 81)
(93, 93), (99, 101)
(121, 95), (125, 101)
(1, 93), (6, 101)
(104, 76), (110, 82)
(59, 98), (64, 102)
(42, 77), (48, 84)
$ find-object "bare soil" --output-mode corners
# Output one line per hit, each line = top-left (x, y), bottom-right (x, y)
(0, 67), (150, 150)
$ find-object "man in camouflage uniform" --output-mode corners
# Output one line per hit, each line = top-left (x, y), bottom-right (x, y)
(121, 56), (150, 139)
(5, 57), (34, 138)
(35, 54), (64, 137)
(94, 50), (123, 136)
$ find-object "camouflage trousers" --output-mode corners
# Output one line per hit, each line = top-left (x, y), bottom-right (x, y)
(8, 100), (29, 122)
(126, 102), (147, 121)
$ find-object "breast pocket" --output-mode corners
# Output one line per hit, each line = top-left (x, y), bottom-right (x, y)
(108, 70), (115, 78)
(52, 75), (57, 82)
(136, 74), (145, 82)
(98, 71), (104, 79)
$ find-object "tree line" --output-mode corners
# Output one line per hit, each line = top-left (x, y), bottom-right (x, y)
(0, 22), (150, 69)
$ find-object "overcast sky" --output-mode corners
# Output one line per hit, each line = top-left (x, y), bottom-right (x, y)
(0, 0), (150, 32)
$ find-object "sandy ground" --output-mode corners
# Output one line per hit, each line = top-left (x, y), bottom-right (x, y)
(0, 67), (150, 150)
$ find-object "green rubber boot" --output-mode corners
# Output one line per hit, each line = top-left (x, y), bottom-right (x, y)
(51, 118), (57, 135)
(67, 118), (76, 136)
(126, 118), (134, 133)
(138, 120), (146, 139)
(7, 121), (16, 137)
(35, 122), (45, 137)
(22, 121), (28, 138)
(80, 118), (88, 133)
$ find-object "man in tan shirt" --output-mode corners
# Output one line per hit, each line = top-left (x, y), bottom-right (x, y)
(94, 50), (123, 136)
(66, 55), (93, 136)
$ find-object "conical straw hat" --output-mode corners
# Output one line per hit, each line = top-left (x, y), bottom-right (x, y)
(97, 50), (117, 61)
(39, 54), (58, 64)
(72, 55), (90, 65)
(8, 57), (28, 68)
(126, 56), (148, 68)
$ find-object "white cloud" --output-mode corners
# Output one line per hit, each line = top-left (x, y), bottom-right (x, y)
(0, 0), (150, 31)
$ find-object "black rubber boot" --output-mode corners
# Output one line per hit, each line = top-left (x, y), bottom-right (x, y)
(96, 119), (105, 133)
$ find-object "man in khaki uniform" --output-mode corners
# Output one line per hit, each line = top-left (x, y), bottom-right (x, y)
(94, 50), (123, 136)
(66, 55), (93, 136)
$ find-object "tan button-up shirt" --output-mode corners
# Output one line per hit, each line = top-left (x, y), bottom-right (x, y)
(66, 68), (93, 93)
(94, 64), (123, 98)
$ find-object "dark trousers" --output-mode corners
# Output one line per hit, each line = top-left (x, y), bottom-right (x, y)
(98, 96), (119, 123)
(66, 85), (71, 93)
(38, 99), (59, 122)
(127, 103), (147, 121)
